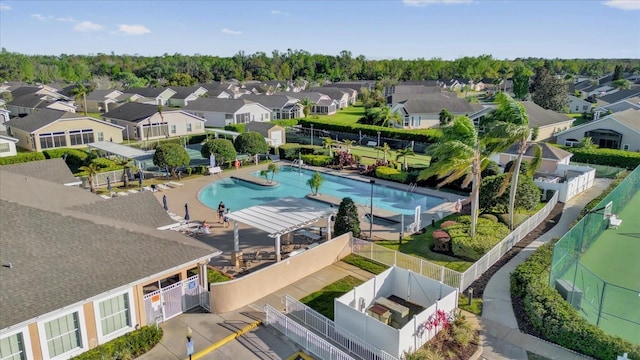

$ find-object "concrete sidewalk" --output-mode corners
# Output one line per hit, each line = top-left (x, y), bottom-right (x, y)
(480, 178), (610, 360)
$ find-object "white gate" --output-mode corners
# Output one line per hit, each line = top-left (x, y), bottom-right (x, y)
(162, 282), (184, 321)
(143, 275), (208, 324)
(184, 277), (202, 311)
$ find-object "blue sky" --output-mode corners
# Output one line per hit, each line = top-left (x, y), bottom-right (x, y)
(0, 0), (639, 60)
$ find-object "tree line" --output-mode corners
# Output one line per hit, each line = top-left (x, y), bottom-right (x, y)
(1, 48), (638, 87)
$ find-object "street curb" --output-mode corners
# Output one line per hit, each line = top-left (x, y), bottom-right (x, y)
(188, 320), (262, 360)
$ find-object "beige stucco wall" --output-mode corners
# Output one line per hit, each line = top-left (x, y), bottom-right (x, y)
(28, 118), (124, 151)
(209, 233), (353, 313)
(536, 120), (573, 142)
(8, 128), (34, 151)
(28, 323), (43, 360)
(83, 302), (99, 349)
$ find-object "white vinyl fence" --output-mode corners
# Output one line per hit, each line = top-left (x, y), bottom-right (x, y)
(352, 191), (559, 291)
(265, 304), (355, 360)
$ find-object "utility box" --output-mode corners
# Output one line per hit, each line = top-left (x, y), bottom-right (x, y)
(555, 279), (583, 310)
(366, 304), (391, 325)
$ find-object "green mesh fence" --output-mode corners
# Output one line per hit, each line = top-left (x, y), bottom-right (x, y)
(550, 165), (640, 345)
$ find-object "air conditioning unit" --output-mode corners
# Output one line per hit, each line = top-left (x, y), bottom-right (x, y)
(555, 279), (583, 310)
(366, 304), (391, 325)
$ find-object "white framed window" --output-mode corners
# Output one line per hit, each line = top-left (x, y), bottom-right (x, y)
(171, 125), (176, 134)
(186, 123), (192, 132)
(623, 144), (630, 151)
(93, 289), (136, 342)
(68, 129), (94, 146)
(0, 327), (33, 360)
(39, 132), (67, 149)
(97, 132), (104, 142)
(37, 307), (88, 359)
(0, 143), (10, 153)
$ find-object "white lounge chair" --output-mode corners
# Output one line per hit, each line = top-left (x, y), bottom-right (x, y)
(292, 159), (307, 167)
(167, 181), (184, 188)
(609, 214), (622, 229)
(99, 194), (111, 200)
(117, 192), (128, 196)
(157, 184), (170, 191)
(208, 166), (223, 175)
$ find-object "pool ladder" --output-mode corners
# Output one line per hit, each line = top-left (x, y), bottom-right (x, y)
(407, 183), (417, 193)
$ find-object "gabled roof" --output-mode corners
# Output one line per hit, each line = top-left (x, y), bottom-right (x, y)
(184, 98), (259, 113)
(400, 80), (439, 86)
(4, 109), (121, 133)
(596, 99), (640, 114)
(502, 142), (573, 161)
(609, 109), (640, 131)
(0, 134), (18, 143)
(8, 86), (41, 98)
(7, 93), (55, 108)
(574, 80), (593, 91)
(0, 158), (80, 185)
(103, 102), (160, 122)
(394, 93), (482, 114)
(393, 85), (441, 94)
(168, 86), (207, 99)
(278, 91), (327, 103)
(310, 87), (349, 100)
(86, 89), (122, 101)
(520, 101), (573, 128)
(245, 121), (279, 135)
(597, 88), (640, 105)
(241, 94), (299, 108)
(125, 87), (176, 98)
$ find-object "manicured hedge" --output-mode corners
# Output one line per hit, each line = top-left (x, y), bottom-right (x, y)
(444, 216), (510, 260)
(0, 152), (46, 165)
(278, 144), (324, 160)
(301, 154), (333, 166)
(511, 241), (640, 359)
(298, 119), (442, 143)
(224, 124), (245, 133)
(43, 148), (90, 167)
(72, 326), (163, 359)
(374, 166), (409, 183)
(557, 145), (640, 170)
(270, 119), (299, 127)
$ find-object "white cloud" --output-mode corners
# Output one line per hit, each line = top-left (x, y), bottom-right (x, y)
(271, 10), (290, 16)
(73, 21), (104, 32)
(118, 24), (151, 35)
(56, 17), (76, 22)
(403, 0), (473, 6)
(31, 13), (47, 21)
(0, 3), (11, 11)
(221, 28), (242, 35)
(602, 0), (640, 10)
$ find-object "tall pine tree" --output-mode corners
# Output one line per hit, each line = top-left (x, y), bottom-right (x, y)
(529, 66), (568, 112)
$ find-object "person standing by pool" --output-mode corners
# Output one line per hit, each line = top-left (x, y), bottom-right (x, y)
(217, 201), (225, 223)
(223, 209), (230, 228)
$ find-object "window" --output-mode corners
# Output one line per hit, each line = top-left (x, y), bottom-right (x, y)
(44, 312), (82, 357)
(224, 114), (233, 120)
(171, 125), (176, 134)
(39, 132), (66, 149)
(0, 333), (26, 360)
(97, 132), (104, 142)
(235, 113), (250, 124)
(0, 143), (10, 153)
(142, 123), (168, 138)
(186, 123), (192, 132)
(69, 129), (94, 146)
(623, 144), (630, 151)
(98, 293), (132, 336)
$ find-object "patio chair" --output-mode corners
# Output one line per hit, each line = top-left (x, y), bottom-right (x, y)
(609, 214), (622, 229)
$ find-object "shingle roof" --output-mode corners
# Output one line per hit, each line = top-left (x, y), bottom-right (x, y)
(7, 93), (54, 109)
(310, 87), (349, 101)
(0, 158), (80, 185)
(574, 80), (593, 91)
(0, 168), (219, 329)
(278, 92), (326, 103)
(183, 98), (256, 113)
(393, 85), (441, 94)
(597, 88), (640, 105)
(502, 142), (573, 161)
(85, 89), (119, 101)
(8, 86), (41, 98)
(598, 100), (640, 114)
(102, 102), (159, 122)
(395, 93), (482, 114)
(4, 109), (80, 133)
(245, 121), (278, 136)
(125, 87), (174, 97)
(169, 86), (206, 99)
(520, 101), (572, 128)
(610, 109), (640, 131)
(241, 94), (298, 108)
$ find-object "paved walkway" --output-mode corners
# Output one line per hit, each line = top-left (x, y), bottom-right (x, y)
(480, 178), (611, 360)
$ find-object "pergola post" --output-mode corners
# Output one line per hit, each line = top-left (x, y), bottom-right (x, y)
(232, 221), (243, 268)
(275, 235), (282, 262)
(326, 215), (332, 241)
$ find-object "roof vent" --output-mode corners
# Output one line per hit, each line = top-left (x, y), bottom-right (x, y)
(3, 262), (13, 269)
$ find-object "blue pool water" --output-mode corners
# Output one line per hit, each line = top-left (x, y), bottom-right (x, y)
(198, 167), (444, 215)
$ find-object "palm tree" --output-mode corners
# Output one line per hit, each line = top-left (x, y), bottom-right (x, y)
(306, 172), (324, 195)
(323, 137), (335, 157)
(342, 139), (355, 153)
(395, 147), (415, 171)
(299, 97), (314, 118)
(418, 116), (490, 238)
(267, 163), (279, 183)
(377, 107), (401, 127)
(377, 143), (392, 164)
(114, 158), (132, 188)
(484, 92), (537, 230)
(260, 169), (270, 183)
(79, 163), (99, 193)
(70, 82), (89, 116)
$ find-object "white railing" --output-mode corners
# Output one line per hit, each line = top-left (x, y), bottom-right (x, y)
(265, 304), (355, 360)
(284, 295), (398, 360)
(352, 191), (559, 291)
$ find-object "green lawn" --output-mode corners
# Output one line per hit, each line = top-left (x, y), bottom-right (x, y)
(86, 112), (104, 119)
(348, 146), (431, 166)
(299, 276), (364, 320)
(567, 113), (588, 126)
(341, 254), (389, 275)
(311, 105), (365, 124)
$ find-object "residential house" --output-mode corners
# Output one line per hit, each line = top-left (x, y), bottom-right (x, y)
(331, 80), (375, 92)
(593, 97), (640, 119)
(390, 93), (486, 128)
(520, 101), (575, 141)
(102, 102), (205, 141)
(240, 94), (302, 120)
(125, 87), (177, 106)
(200, 82), (249, 99)
(167, 86), (208, 107)
(0, 161), (220, 359)
(6, 86), (76, 116)
(245, 121), (286, 147)
(81, 89), (123, 113)
(183, 98), (271, 127)
(311, 87), (352, 108)
(387, 86), (441, 104)
(596, 87), (640, 107)
(0, 134), (18, 157)
(491, 142), (573, 174)
(281, 92), (338, 115)
(5, 109), (124, 152)
(555, 108), (640, 151)
(0, 108), (10, 132)
(319, 86), (357, 105)
(567, 95), (593, 114)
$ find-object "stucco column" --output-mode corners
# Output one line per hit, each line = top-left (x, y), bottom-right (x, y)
(233, 221), (239, 252)
(275, 235), (281, 262)
(199, 262), (207, 288)
(326, 215), (332, 241)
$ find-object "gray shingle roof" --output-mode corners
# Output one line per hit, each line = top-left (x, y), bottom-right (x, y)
(4, 108), (78, 132)
(520, 101), (572, 128)
(502, 142), (573, 161)
(310, 87), (349, 101)
(597, 88), (640, 105)
(125, 87), (172, 97)
(241, 94), (298, 109)
(168, 86), (206, 99)
(245, 121), (277, 136)
(611, 109), (640, 131)
(183, 98), (256, 113)
(0, 158), (80, 185)
(395, 93), (481, 114)
(393, 85), (441, 94)
(278, 92), (325, 103)
(85, 89), (118, 101)
(102, 102), (159, 122)
(8, 93), (55, 109)
(8, 86), (41, 98)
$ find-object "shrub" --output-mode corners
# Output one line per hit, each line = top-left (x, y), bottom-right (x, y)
(0, 152), (46, 165)
(153, 142), (190, 177)
(43, 148), (90, 167)
(270, 119), (299, 127)
(187, 134), (207, 144)
(224, 124), (245, 133)
(557, 145), (640, 169)
(234, 131), (269, 155)
(278, 144), (323, 160)
(496, 213), (528, 227)
(201, 138), (237, 166)
(298, 118), (442, 143)
(72, 326), (163, 359)
(479, 214), (498, 222)
(301, 154), (333, 166)
(510, 241), (640, 359)
(432, 229), (450, 240)
(440, 220), (458, 228)
(446, 216), (510, 260)
(334, 197), (361, 238)
(479, 174), (541, 213)
(375, 166), (409, 183)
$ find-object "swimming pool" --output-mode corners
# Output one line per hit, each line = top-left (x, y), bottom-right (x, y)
(198, 167), (444, 215)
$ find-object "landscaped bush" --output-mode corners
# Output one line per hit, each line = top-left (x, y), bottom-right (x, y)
(511, 242), (640, 359)
(479, 174), (541, 213)
(0, 152), (46, 165)
(187, 134), (207, 144)
(43, 148), (91, 167)
(479, 214), (498, 222)
(278, 144), (323, 160)
(298, 118), (442, 143)
(440, 220), (458, 228)
(270, 119), (299, 127)
(375, 166), (409, 183)
(557, 145), (640, 169)
(496, 213), (528, 227)
(432, 229), (450, 240)
(301, 154), (333, 166)
(445, 216), (510, 260)
(72, 325), (163, 359)
(224, 124), (245, 133)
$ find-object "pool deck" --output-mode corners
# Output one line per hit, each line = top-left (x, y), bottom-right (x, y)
(152, 161), (464, 274)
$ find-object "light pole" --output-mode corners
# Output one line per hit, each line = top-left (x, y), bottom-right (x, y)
(310, 124), (314, 146)
(376, 131), (381, 161)
(369, 179), (375, 239)
(377, 131), (381, 147)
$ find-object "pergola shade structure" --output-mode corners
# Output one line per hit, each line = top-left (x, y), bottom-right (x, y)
(225, 197), (337, 262)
